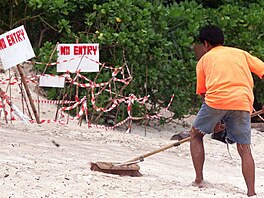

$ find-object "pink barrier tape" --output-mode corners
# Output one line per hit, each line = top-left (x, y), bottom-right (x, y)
(0, 60), (180, 132)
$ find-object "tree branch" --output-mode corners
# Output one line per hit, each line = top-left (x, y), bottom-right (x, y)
(39, 16), (59, 32)
(12, 13), (45, 28)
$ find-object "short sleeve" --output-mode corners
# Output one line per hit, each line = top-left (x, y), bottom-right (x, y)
(245, 52), (264, 79)
(196, 59), (207, 95)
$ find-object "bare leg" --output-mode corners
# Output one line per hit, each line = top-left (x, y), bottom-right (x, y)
(190, 126), (205, 186)
(237, 144), (256, 197)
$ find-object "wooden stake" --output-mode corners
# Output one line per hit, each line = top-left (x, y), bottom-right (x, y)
(8, 69), (12, 123)
(1, 97), (8, 124)
(17, 64), (40, 124)
(14, 72), (33, 120)
(40, 42), (60, 119)
(0, 86), (10, 124)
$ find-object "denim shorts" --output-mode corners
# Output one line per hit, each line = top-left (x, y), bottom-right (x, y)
(193, 102), (251, 144)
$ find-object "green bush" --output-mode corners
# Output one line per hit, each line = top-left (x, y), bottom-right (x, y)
(0, 0), (263, 122)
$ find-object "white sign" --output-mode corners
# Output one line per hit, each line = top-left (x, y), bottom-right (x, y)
(39, 75), (65, 88)
(0, 25), (35, 70)
(57, 43), (99, 73)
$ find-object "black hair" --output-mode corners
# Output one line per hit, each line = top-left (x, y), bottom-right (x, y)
(198, 25), (224, 46)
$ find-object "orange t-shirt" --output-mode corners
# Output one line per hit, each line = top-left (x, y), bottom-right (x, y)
(196, 46), (264, 112)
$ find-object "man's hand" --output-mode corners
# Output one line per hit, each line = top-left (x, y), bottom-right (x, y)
(214, 122), (225, 133)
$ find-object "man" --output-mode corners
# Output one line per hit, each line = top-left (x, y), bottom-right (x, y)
(190, 25), (264, 197)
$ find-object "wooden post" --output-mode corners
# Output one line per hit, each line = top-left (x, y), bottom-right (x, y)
(0, 87), (8, 123)
(17, 64), (40, 124)
(0, 96), (8, 124)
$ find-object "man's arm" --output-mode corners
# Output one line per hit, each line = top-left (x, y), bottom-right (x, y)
(246, 52), (264, 78)
(200, 93), (205, 102)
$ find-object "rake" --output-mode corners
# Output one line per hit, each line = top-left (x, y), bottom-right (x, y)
(90, 136), (191, 177)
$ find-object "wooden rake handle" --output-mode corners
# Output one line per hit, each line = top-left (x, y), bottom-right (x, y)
(124, 109), (263, 164)
(126, 136), (192, 163)
(251, 110), (263, 117)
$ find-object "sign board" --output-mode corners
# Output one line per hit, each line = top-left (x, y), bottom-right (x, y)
(0, 25), (35, 70)
(57, 43), (99, 73)
(39, 75), (65, 88)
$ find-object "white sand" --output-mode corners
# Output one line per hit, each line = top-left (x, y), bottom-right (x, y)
(0, 119), (264, 198)
(0, 68), (263, 198)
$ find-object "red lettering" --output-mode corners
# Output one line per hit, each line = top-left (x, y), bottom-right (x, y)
(6, 35), (14, 46)
(15, 31), (23, 42)
(13, 32), (18, 43)
(74, 46), (79, 55)
(60, 46), (70, 55)
(82, 46), (87, 54)
(74, 46), (84, 55)
(73, 45), (98, 55)
(92, 46), (97, 55)
(80, 46), (85, 54)
(5, 29), (26, 47)
(0, 38), (7, 50)
(87, 46), (93, 55)
(20, 29), (25, 40)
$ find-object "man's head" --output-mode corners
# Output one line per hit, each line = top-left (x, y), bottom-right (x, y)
(198, 25), (224, 46)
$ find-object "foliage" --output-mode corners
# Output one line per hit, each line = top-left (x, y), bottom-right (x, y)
(205, 3), (264, 106)
(0, 0), (263, 122)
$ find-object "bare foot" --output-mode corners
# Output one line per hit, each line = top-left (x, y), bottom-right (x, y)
(191, 180), (210, 188)
(247, 194), (257, 197)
